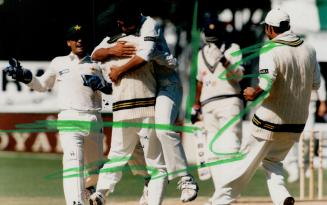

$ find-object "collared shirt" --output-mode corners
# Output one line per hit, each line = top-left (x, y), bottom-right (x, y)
(28, 52), (105, 111)
(197, 42), (244, 107)
(256, 31), (320, 125)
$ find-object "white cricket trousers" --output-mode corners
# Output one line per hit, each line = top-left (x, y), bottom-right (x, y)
(212, 133), (299, 205)
(202, 98), (242, 192)
(155, 73), (189, 180)
(58, 110), (104, 205)
(202, 98), (243, 157)
(96, 117), (168, 205)
(283, 100), (316, 175)
(155, 95), (189, 179)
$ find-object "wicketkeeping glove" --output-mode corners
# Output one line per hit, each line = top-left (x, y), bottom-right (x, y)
(81, 74), (112, 94)
(4, 58), (33, 84)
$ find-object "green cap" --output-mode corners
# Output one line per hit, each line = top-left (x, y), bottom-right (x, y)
(66, 24), (87, 40)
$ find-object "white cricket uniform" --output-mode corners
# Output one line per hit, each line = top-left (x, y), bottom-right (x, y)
(27, 53), (105, 205)
(196, 41), (243, 199)
(212, 31), (320, 205)
(137, 15), (190, 180)
(93, 34), (167, 205)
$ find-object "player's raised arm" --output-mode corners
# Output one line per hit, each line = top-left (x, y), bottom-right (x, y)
(91, 36), (136, 62)
(4, 58), (56, 92)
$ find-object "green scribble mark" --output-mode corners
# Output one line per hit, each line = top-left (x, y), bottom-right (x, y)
(5, 39), (283, 181)
(44, 157), (131, 180)
(44, 150), (246, 180)
(208, 41), (281, 157)
(221, 41), (282, 81)
(1, 120), (199, 134)
(42, 40), (281, 180)
(5, 0), (287, 181)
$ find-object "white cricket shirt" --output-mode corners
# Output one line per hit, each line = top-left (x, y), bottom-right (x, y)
(27, 53), (104, 111)
(197, 42), (244, 109)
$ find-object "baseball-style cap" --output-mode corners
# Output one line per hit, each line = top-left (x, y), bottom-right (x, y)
(262, 8), (290, 27)
(66, 24), (87, 40)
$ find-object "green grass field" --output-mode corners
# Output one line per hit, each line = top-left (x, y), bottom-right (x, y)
(0, 151), (326, 203)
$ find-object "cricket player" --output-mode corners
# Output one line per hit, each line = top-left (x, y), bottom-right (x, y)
(89, 33), (168, 205)
(92, 0), (198, 203)
(211, 9), (320, 205)
(193, 16), (244, 205)
(4, 25), (112, 205)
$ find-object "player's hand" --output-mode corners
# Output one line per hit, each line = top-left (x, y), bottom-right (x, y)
(318, 101), (327, 117)
(4, 58), (32, 84)
(243, 87), (257, 101)
(111, 41), (136, 57)
(243, 86), (264, 101)
(109, 66), (122, 83)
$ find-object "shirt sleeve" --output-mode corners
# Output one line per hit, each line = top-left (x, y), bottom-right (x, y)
(27, 59), (57, 92)
(136, 17), (159, 61)
(317, 73), (326, 101)
(258, 51), (277, 91)
(224, 43), (244, 82)
(312, 59), (321, 91)
(225, 43), (242, 68)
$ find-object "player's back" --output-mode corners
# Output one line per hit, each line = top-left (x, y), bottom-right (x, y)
(102, 35), (157, 121)
(258, 41), (318, 124)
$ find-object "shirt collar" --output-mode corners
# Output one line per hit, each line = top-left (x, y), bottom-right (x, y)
(272, 30), (304, 47)
(68, 52), (92, 63)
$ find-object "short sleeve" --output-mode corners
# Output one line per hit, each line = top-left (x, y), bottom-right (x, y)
(312, 60), (321, 91)
(136, 17), (159, 61)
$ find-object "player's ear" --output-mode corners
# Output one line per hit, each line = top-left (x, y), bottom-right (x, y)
(67, 40), (72, 47)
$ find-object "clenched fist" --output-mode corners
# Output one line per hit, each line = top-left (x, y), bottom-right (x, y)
(243, 86), (263, 101)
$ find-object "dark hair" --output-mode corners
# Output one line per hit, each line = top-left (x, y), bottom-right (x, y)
(272, 21), (290, 34)
(115, 0), (141, 23)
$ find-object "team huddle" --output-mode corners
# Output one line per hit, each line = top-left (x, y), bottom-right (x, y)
(3, 1), (323, 205)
